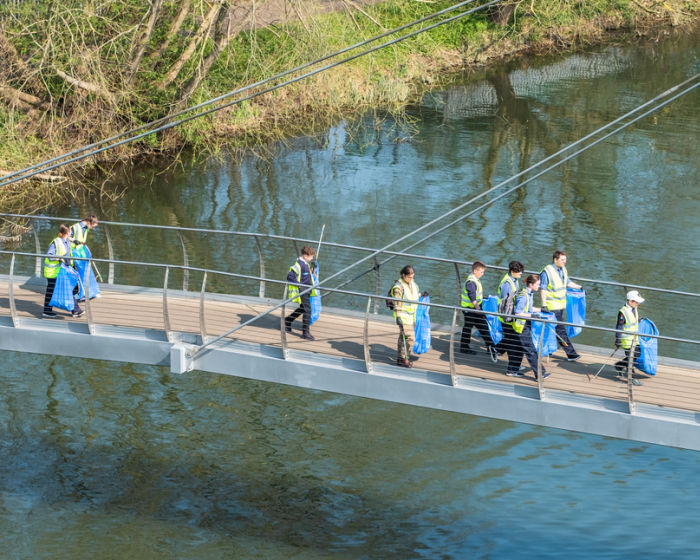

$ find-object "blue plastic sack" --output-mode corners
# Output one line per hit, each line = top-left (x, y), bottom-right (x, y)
(310, 265), (321, 326)
(635, 318), (658, 376)
(49, 265), (80, 311)
(75, 245), (100, 300)
(482, 296), (503, 346)
(566, 288), (586, 338)
(412, 294), (431, 354)
(531, 311), (558, 356)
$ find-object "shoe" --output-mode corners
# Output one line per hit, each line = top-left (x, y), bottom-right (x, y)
(536, 372), (551, 380)
(284, 320), (292, 333)
(77, 298), (86, 303)
(488, 346), (498, 363)
(631, 378), (643, 386)
(301, 332), (315, 341)
(72, 308), (85, 318)
(397, 358), (413, 368)
(506, 370), (524, 377)
(42, 311), (57, 318)
(461, 348), (477, 355)
(519, 366), (529, 373)
(567, 353), (581, 362)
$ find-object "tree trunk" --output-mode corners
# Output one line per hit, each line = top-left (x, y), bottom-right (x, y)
(488, 0), (522, 26)
(177, 3), (234, 105)
(150, 0), (192, 61)
(160, 0), (225, 89)
(128, 0), (164, 84)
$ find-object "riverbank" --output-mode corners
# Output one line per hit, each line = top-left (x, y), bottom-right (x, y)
(0, 0), (697, 213)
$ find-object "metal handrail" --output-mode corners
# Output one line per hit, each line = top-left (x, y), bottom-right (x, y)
(2, 249), (697, 348)
(2, 212), (699, 299)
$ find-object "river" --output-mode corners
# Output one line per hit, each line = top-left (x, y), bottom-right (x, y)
(1, 29), (699, 558)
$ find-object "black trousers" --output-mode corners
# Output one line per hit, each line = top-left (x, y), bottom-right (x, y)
(550, 308), (577, 357)
(461, 309), (495, 351)
(286, 294), (311, 333)
(615, 346), (641, 374)
(520, 323), (546, 378)
(43, 277), (57, 313)
(500, 322), (523, 375)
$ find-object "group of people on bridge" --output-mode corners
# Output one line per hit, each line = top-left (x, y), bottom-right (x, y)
(39, 222), (647, 385)
(385, 251), (647, 384)
(42, 216), (99, 318)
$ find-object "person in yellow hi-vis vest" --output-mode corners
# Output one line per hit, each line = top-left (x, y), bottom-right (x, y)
(42, 224), (83, 318)
(391, 265), (420, 368)
(70, 215), (99, 251)
(284, 245), (317, 340)
(614, 290), (645, 386)
(540, 250), (582, 362)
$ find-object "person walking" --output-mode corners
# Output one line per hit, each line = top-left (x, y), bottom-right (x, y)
(42, 224), (84, 318)
(497, 261), (524, 373)
(614, 290), (645, 386)
(70, 215), (99, 249)
(512, 274), (549, 380)
(391, 265), (420, 368)
(70, 214), (100, 301)
(284, 246), (317, 340)
(540, 250), (581, 361)
(460, 261), (498, 362)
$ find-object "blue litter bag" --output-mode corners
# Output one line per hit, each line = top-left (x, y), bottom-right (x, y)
(634, 318), (658, 376)
(482, 296), (503, 346)
(412, 294), (431, 354)
(310, 265), (321, 326)
(49, 265), (80, 311)
(75, 245), (100, 300)
(531, 311), (558, 356)
(566, 288), (586, 338)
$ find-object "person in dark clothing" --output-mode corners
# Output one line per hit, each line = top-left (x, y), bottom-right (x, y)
(284, 245), (316, 340)
(460, 260), (497, 362)
(511, 274), (549, 380)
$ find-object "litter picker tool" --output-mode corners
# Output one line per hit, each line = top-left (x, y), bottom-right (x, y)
(92, 260), (103, 282)
(315, 224), (326, 260)
(587, 349), (618, 381)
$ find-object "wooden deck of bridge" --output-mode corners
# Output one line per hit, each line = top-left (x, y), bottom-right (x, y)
(2, 280), (699, 413)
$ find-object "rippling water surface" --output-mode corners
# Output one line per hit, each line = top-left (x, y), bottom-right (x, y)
(2, 29), (699, 558)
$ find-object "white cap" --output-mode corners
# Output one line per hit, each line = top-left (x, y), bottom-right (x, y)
(626, 290), (645, 303)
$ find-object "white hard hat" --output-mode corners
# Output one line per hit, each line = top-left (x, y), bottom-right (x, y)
(626, 290), (645, 303)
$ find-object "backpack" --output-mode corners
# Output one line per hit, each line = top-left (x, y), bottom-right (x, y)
(385, 281), (403, 310)
(498, 290), (515, 317)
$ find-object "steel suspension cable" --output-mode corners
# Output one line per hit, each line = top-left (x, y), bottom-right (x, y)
(0, 0), (501, 189)
(326, 72), (700, 294)
(191, 75), (699, 357)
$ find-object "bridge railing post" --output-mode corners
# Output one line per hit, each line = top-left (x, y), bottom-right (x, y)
(281, 285), (289, 359)
(84, 258), (95, 335)
(103, 224), (115, 284)
(373, 257), (380, 314)
(178, 231), (189, 291)
(254, 235), (266, 298)
(199, 271), (208, 344)
(32, 220), (41, 277)
(163, 266), (173, 342)
(363, 296), (373, 373)
(449, 307), (458, 386)
(627, 337), (637, 413)
(536, 317), (545, 399)
(8, 253), (19, 327)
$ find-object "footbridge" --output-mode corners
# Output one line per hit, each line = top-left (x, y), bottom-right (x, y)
(1, 215), (699, 451)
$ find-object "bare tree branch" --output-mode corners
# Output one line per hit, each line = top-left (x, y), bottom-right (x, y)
(160, 0), (225, 89)
(128, 0), (164, 84)
(54, 67), (116, 104)
(150, 0), (193, 61)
